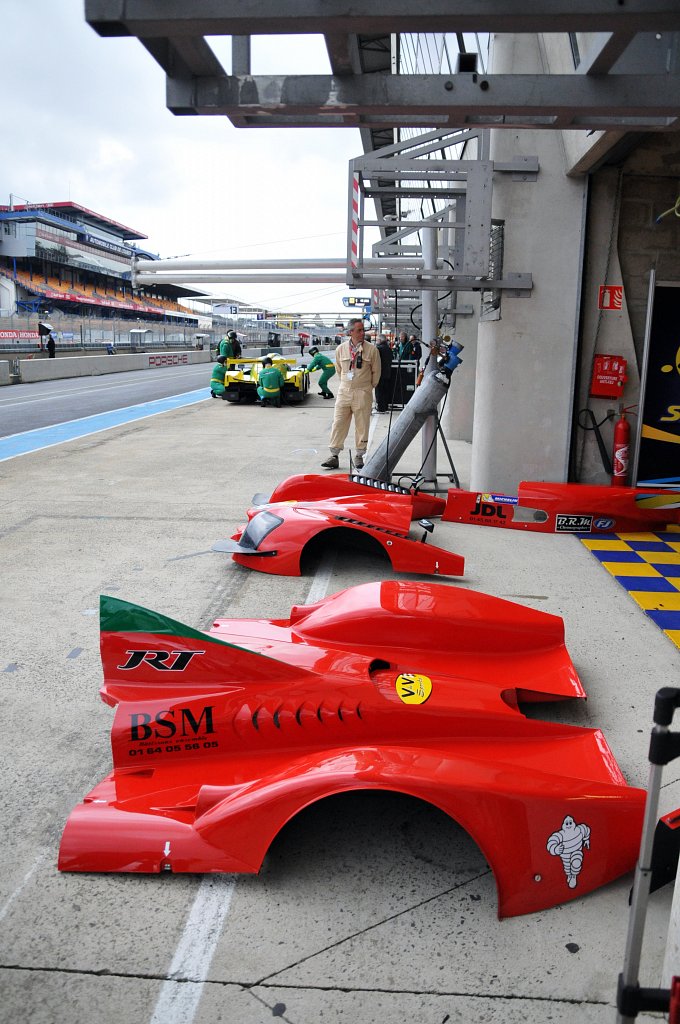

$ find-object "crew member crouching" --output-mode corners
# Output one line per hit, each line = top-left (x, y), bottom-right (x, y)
(257, 358), (286, 407)
(210, 355), (227, 398)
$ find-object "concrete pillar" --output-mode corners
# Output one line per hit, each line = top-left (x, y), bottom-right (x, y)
(469, 33), (587, 493)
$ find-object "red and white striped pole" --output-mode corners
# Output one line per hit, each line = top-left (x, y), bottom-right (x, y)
(351, 171), (360, 270)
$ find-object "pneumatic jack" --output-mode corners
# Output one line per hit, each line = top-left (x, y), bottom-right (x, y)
(434, 340), (464, 385)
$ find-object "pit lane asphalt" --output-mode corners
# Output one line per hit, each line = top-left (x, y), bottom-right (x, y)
(0, 362), (210, 435)
(0, 378), (678, 1024)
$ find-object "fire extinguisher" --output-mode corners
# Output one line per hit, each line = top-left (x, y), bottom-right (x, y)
(611, 407), (631, 487)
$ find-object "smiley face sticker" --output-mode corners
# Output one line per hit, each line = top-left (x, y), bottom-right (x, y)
(661, 343), (680, 376)
(395, 672), (433, 705)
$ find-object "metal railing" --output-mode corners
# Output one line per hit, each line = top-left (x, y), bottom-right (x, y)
(480, 221), (504, 321)
(0, 311), (217, 355)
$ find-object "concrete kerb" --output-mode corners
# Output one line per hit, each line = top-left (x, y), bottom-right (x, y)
(8, 346), (317, 385)
(15, 349), (211, 383)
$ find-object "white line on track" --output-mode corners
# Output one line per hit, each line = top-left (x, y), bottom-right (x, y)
(0, 852), (47, 924)
(305, 550), (338, 605)
(148, 876), (237, 1024)
(0, 367), (207, 407)
(148, 551), (337, 1024)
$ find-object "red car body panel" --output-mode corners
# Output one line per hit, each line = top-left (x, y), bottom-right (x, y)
(267, 473), (447, 520)
(59, 581), (647, 918)
(225, 492), (464, 578)
(443, 481), (680, 534)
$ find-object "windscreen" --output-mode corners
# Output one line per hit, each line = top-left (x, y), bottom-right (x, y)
(240, 510), (284, 550)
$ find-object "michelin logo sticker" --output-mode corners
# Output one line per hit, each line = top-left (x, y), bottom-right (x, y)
(547, 814), (591, 889)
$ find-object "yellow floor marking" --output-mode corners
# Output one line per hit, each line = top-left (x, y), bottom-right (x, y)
(629, 591), (680, 611)
(580, 539), (632, 551)
(637, 551), (680, 565)
(600, 561), (661, 577)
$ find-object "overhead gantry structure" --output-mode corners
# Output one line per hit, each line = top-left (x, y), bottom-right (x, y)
(87, 3), (680, 486)
(85, 1), (680, 294)
(86, 2), (680, 132)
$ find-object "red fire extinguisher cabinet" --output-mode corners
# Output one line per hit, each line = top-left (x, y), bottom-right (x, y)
(591, 354), (628, 399)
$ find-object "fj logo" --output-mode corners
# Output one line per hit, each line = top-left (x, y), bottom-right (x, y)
(118, 649), (205, 671)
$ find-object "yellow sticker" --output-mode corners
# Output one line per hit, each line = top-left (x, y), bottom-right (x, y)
(396, 673), (432, 705)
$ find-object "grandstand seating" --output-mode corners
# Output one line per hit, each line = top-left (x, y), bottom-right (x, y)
(3, 267), (193, 319)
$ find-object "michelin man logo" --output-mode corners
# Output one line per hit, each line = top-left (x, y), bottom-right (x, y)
(546, 815), (591, 889)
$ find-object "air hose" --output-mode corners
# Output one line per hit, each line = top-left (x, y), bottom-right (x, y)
(577, 408), (615, 475)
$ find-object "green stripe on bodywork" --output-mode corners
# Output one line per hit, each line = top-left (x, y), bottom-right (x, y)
(100, 595), (231, 646)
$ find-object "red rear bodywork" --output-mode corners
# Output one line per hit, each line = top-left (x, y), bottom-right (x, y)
(59, 581), (647, 918)
(443, 481), (680, 534)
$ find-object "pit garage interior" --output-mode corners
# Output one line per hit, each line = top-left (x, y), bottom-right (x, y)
(86, 1), (680, 494)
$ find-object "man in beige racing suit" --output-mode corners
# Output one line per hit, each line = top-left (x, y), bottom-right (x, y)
(321, 318), (381, 471)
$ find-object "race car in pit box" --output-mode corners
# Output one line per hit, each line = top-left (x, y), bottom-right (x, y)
(222, 353), (309, 404)
(59, 581), (658, 918)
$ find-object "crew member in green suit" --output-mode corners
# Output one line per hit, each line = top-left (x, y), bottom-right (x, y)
(257, 357), (286, 407)
(218, 330), (238, 359)
(210, 355), (227, 398)
(304, 346), (336, 398)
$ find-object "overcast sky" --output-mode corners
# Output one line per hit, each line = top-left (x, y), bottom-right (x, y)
(1, 0), (370, 316)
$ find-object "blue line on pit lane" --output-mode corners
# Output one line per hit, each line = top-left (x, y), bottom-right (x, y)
(0, 389), (209, 462)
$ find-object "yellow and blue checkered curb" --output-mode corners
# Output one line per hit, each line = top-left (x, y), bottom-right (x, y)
(579, 527), (680, 650)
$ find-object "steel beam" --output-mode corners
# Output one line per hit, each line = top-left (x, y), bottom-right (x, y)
(133, 273), (348, 285)
(132, 271), (530, 291)
(85, 2), (680, 38)
(346, 273), (533, 292)
(164, 73), (680, 130)
(140, 35), (224, 77)
(577, 32), (637, 75)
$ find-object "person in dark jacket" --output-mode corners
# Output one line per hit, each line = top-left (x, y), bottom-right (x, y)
(47, 333), (56, 358)
(398, 331), (415, 361)
(219, 330), (240, 359)
(375, 335), (393, 413)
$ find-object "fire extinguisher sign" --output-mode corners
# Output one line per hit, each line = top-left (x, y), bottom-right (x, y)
(598, 285), (623, 310)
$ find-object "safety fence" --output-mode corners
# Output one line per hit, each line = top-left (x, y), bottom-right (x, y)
(0, 312), (217, 356)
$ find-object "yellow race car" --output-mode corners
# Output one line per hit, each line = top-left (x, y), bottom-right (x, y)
(222, 354), (309, 404)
